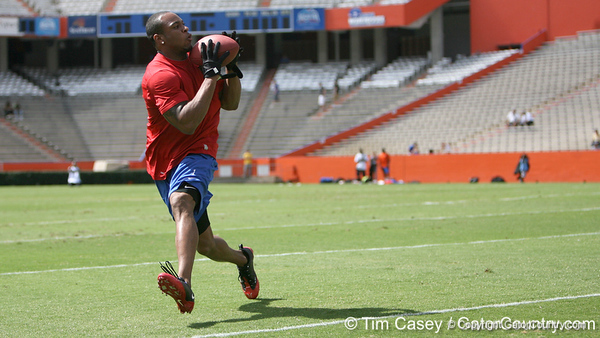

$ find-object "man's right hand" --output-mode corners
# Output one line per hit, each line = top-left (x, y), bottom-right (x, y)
(200, 39), (233, 79)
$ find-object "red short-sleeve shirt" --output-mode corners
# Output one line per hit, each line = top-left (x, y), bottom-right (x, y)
(142, 52), (223, 180)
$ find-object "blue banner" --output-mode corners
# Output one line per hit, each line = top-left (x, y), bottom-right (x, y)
(99, 9), (303, 37)
(68, 16), (97, 37)
(293, 8), (325, 31)
(35, 17), (60, 36)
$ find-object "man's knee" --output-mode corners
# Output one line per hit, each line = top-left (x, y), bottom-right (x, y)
(170, 192), (196, 215)
(197, 235), (216, 256)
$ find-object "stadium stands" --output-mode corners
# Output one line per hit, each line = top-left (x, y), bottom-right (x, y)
(313, 32), (600, 156)
(22, 0), (60, 16)
(0, 121), (59, 162)
(22, 0), (105, 16)
(2, 31), (600, 164)
(237, 62), (265, 93)
(243, 59), (441, 158)
(379, 0), (412, 5)
(269, 0), (337, 8)
(19, 65), (145, 96)
(56, 0), (105, 15)
(1, 62), (264, 162)
(336, 0), (374, 8)
(0, 71), (46, 97)
(360, 57), (427, 88)
(19, 62), (262, 96)
(111, 0), (260, 14)
(273, 61), (348, 91)
(336, 61), (378, 91)
(1, 95), (88, 161)
(0, 0), (33, 16)
(415, 50), (518, 86)
(8, 0), (391, 16)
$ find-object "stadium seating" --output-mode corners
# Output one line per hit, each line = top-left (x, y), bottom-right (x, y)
(22, 0), (59, 16)
(336, 61), (378, 91)
(19, 62), (262, 96)
(3, 31), (600, 164)
(313, 32), (600, 156)
(273, 61), (348, 91)
(379, 0), (412, 5)
(1, 62), (264, 162)
(14, 0), (393, 16)
(19, 65), (145, 96)
(25, 0), (106, 16)
(336, 0), (374, 8)
(111, 0), (260, 14)
(360, 57), (428, 88)
(0, 121), (59, 162)
(237, 63), (265, 93)
(0, 71), (45, 97)
(269, 0), (336, 8)
(1, 95), (88, 161)
(0, 0), (33, 16)
(415, 50), (518, 86)
(243, 59), (441, 158)
(244, 61), (352, 158)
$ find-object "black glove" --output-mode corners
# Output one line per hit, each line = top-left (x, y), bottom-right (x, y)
(222, 31), (244, 79)
(200, 39), (233, 79)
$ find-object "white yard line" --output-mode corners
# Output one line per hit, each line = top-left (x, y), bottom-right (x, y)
(190, 293), (600, 338)
(1, 231), (599, 276)
(2, 206), (599, 244)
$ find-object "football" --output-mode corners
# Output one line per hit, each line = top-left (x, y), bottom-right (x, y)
(189, 34), (239, 67)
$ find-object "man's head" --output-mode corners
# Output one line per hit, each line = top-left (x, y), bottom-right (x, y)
(146, 11), (193, 59)
(146, 11), (168, 48)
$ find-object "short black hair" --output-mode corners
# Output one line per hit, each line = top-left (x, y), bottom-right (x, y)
(145, 11), (170, 48)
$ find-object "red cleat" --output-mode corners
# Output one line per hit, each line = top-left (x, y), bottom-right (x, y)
(157, 261), (194, 314)
(237, 245), (259, 299)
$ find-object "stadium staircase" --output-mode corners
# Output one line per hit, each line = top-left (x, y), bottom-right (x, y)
(0, 117), (68, 162)
(227, 69), (277, 159)
(15, 0), (36, 15)
(103, 0), (117, 12)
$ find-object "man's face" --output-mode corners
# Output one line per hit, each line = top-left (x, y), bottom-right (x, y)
(159, 12), (193, 53)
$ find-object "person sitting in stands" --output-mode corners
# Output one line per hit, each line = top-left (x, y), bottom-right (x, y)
(409, 142), (419, 155)
(592, 129), (600, 149)
(506, 109), (517, 126)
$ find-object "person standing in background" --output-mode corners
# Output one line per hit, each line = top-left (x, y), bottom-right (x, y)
(243, 149), (253, 178)
(354, 148), (367, 181)
(368, 151), (378, 182)
(378, 148), (391, 179)
(67, 161), (81, 186)
(514, 153), (530, 183)
(591, 129), (600, 149)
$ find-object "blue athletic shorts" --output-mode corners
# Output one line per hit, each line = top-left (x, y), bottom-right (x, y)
(155, 153), (217, 224)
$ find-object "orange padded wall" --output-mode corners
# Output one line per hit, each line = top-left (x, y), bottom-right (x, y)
(3, 151), (599, 184)
(274, 151), (600, 184)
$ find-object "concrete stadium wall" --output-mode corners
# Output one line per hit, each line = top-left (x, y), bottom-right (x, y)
(471, 0), (600, 53)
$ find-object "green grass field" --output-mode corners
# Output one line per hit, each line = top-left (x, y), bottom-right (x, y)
(1, 182), (599, 336)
